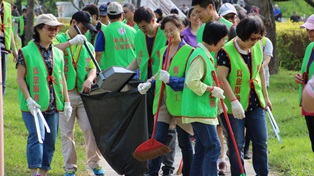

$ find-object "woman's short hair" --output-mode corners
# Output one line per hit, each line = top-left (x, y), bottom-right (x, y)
(202, 21), (228, 45)
(236, 16), (265, 41)
(160, 14), (183, 30)
(33, 24), (45, 43)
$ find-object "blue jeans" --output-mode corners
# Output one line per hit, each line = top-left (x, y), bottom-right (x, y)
(1, 52), (7, 94)
(22, 111), (59, 170)
(220, 107), (268, 176)
(190, 122), (221, 176)
(148, 122), (193, 176)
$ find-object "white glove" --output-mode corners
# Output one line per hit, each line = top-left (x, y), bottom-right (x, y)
(26, 97), (41, 117)
(231, 100), (245, 119)
(69, 34), (87, 45)
(218, 102), (228, 114)
(64, 102), (72, 122)
(159, 70), (170, 83)
(137, 82), (152, 94)
(210, 86), (225, 99)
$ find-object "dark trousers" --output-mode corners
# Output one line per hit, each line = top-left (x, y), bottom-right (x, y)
(305, 116), (314, 152)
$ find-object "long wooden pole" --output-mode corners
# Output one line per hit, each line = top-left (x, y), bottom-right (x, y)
(0, 49), (4, 175)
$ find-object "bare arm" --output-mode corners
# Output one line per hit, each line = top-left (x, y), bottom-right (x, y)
(96, 52), (102, 63)
(127, 59), (139, 71)
(262, 55), (271, 67)
(217, 66), (236, 101)
(62, 74), (70, 102)
(11, 31), (18, 62)
(302, 77), (314, 112)
(259, 66), (272, 110)
(54, 41), (71, 51)
(80, 68), (96, 94)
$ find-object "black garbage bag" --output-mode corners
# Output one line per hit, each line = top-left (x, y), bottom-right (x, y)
(81, 89), (148, 175)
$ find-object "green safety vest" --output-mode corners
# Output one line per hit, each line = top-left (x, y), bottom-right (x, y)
(181, 47), (218, 118)
(223, 39), (266, 113)
(1, 1), (12, 50)
(197, 17), (232, 43)
(100, 21), (136, 70)
(123, 19), (140, 31)
(134, 26), (167, 81)
(56, 33), (94, 92)
(19, 41), (65, 111)
(153, 44), (194, 116)
(299, 42), (314, 105)
(19, 15), (24, 36)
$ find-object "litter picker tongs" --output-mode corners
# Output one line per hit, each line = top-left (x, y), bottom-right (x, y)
(33, 108), (50, 143)
(266, 106), (282, 143)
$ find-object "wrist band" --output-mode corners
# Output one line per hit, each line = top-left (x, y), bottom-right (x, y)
(231, 98), (237, 102)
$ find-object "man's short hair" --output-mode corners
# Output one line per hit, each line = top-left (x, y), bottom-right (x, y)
(134, 6), (155, 24)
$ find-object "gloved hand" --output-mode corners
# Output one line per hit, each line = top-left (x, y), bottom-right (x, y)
(210, 86), (225, 99)
(137, 82), (152, 94)
(26, 97), (41, 117)
(64, 102), (72, 122)
(218, 101), (228, 114)
(159, 70), (170, 83)
(69, 34), (87, 45)
(231, 100), (245, 119)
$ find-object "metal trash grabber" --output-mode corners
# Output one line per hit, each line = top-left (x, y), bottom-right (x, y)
(212, 71), (246, 176)
(33, 108), (50, 143)
(266, 106), (282, 143)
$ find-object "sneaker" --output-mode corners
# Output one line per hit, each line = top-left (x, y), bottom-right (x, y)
(64, 171), (75, 176)
(244, 152), (251, 159)
(93, 166), (105, 176)
(218, 161), (227, 175)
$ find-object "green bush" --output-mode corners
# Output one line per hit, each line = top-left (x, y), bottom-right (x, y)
(276, 21), (311, 70)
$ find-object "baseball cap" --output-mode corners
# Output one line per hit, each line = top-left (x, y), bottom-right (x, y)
(35, 14), (65, 27)
(99, 4), (107, 16)
(72, 11), (96, 32)
(218, 3), (237, 16)
(301, 14), (314, 30)
(107, 2), (123, 15)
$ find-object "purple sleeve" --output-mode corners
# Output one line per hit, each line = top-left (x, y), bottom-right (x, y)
(95, 31), (105, 52)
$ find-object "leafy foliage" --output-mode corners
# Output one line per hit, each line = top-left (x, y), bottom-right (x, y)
(276, 0), (313, 19)
(276, 21), (310, 70)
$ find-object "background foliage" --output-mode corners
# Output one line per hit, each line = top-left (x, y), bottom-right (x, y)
(276, 0), (313, 19)
(276, 21), (310, 70)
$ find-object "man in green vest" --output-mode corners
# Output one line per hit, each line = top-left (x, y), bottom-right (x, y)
(122, 2), (139, 31)
(94, 1), (136, 71)
(193, 0), (236, 43)
(53, 11), (105, 176)
(0, 0), (18, 94)
(18, 8), (27, 47)
(82, 4), (106, 45)
(191, 1), (236, 174)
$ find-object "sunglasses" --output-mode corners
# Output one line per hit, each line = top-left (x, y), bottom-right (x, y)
(43, 25), (59, 32)
(249, 36), (262, 41)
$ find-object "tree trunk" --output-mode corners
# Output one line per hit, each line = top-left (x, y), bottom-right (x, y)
(245, 0), (278, 74)
(305, 0), (314, 7)
(25, 0), (35, 44)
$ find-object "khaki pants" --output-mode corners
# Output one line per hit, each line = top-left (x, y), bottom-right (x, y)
(59, 90), (102, 172)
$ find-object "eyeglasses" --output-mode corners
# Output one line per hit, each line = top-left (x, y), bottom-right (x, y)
(43, 25), (59, 32)
(123, 11), (130, 14)
(163, 28), (178, 34)
(249, 36), (262, 41)
(100, 15), (107, 18)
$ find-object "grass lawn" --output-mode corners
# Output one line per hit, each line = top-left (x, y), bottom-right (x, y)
(3, 55), (314, 175)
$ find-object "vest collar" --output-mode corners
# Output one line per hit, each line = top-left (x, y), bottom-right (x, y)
(234, 38), (250, 55)
(197, 43), (214, 62)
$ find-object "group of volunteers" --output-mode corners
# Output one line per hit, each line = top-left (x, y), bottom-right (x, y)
(5, 0), (313, 175)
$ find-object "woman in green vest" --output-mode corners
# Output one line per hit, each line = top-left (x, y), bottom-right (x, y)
(138, 15), (194, 176)
(294, 14), (314, 152)
(16, 14), (71, 176)
(217, 16), (272, 176)
(182, 21), (227, 176)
